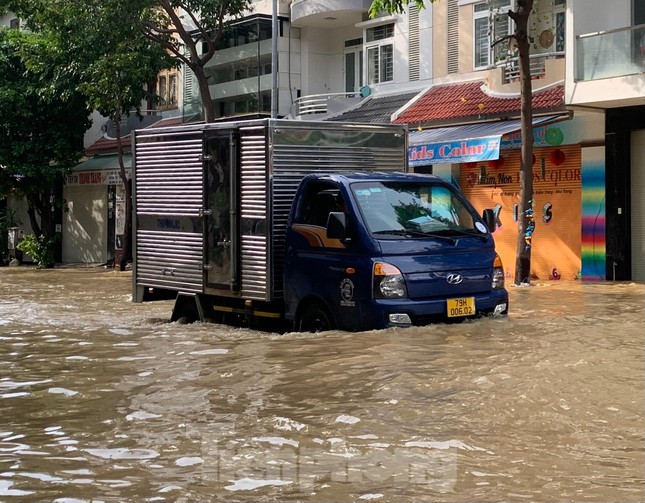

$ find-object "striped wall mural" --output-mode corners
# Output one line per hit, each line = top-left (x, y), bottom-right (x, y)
(581, 146), (606, 281)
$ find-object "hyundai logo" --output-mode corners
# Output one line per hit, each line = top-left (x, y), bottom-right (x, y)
(446, 273), (463, 285)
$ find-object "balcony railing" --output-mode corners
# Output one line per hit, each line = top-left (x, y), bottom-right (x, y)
(576, 23), (645, 81)
(290, 92), (364, 118)
(496, 51), (565, 84)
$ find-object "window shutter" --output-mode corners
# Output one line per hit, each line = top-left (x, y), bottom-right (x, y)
(408, 4), (420, 81)
(447, 0), (459, 74)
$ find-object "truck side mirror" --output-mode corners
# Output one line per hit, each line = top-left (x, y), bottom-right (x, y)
(327, 211), (348, 240)
(482, 208), (496, 232)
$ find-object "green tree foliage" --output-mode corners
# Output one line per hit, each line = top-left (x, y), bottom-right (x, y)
(370, 0), (536, 285)
(369, 0), (427, 16)
(3, 0), (176, 269)
(14, 0), (255, 123)
(3, 0), (255, 266)
(132, 0), (254, 122)
(0, 28), (92, 266)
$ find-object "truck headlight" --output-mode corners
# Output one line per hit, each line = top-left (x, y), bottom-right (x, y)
(373, 262), (407, 298)
(492, 254), (505, 290)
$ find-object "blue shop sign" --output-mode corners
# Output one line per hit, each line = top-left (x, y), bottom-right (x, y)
(408, 115), (567, 167)
(409, 136), (501, 167)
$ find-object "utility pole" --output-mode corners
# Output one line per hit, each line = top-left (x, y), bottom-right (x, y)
(271, 0), (279, 118)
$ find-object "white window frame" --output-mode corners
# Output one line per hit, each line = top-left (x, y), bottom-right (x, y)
(156, 70), (179, 110)
(553, 1), (566, 53)
(344, 38), (364, 93)
(364, 23), (395, 85)
(344, 48), (364, 93)
(473, 0), (513, 70)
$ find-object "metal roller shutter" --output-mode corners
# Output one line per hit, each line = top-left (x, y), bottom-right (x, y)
(631, 130), (645, 280)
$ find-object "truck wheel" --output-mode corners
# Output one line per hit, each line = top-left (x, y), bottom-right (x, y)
(171, 294), (200, 324)
(298, 305), (334, 333)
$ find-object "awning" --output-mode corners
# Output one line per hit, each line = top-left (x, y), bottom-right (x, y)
(73, 154), (131, 171)
(66, 155), (132, 186)
(408, 115), (564, 167)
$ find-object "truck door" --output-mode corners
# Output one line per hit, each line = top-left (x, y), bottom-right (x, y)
(285, 181), (364, 331)
(204, 132), (238, 290)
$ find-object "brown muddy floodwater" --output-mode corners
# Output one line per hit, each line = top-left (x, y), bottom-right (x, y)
(0, 266), (643, 503)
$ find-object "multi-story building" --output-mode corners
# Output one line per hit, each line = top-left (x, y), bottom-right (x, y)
(566, 0), (645, 281)
(289, 0), (433, 118)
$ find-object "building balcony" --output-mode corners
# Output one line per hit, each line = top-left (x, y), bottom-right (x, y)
(567, 23), (645, 108)
(576, 23), (645, 81)
(288, 92), (364, 119)
(290, 0), (371, 28)
(494, 51), (565, 85)
(485, 52), (565, 96)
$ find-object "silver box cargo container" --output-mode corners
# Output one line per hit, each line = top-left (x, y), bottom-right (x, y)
(132, 119), (408, 303)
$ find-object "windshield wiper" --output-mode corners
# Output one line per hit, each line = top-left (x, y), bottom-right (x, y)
(372, 229), (456, 244)
(450, 228), (489, 241)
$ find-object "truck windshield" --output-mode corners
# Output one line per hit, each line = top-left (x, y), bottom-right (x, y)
(351, 181), (483, 238)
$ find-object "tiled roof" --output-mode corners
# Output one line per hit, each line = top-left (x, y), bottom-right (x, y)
(326, 91), (421, 124)
(393, 80), (565, 126)
(84, 116), (185, 155)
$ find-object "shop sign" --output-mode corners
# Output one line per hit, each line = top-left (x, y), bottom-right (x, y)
(65, 170), (126, 186)
(501, 124), (566, 150)
(409, 137), (501, 167)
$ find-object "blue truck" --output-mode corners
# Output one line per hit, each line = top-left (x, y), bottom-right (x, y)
(131, 119), (508, 332)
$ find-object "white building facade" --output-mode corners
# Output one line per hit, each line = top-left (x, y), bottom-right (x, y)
(566, 0), (645, 280)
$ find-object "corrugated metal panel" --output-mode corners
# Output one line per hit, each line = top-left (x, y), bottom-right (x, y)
(239, 125), (269, 298)
(133, 128), (205, 293)
(447, 0), (459, 74)
(461, 145), (582, 282)
(241, 235), (268, 297)
(136, 230), (204, 292)
(135, 132), (203, 215)
(239, 126), (268, 220)
(408, 4), (420, 81)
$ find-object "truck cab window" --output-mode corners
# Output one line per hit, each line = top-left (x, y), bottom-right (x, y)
(300, 186), (343, 227)
(352, 181), (478, 235)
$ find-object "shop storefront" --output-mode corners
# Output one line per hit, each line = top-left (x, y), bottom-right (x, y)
(460, 144), (582, 282)
(63, 155), (130, 264)
(408, 114), (606, 282)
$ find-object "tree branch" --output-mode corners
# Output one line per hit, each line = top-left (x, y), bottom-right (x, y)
(508, 9), (520, 24)
(491, 34), (515, 49)
(157, 0), (200, 65)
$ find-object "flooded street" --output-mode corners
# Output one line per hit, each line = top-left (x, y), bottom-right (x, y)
(0, 267), (643, 502)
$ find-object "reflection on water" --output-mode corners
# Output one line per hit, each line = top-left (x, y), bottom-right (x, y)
(0, 267), (643, 502)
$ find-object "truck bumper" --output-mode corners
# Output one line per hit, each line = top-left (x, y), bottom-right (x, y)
(364, 290), (509, 329)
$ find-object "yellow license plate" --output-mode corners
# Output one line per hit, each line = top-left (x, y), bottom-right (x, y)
(447, 297), (476, 317)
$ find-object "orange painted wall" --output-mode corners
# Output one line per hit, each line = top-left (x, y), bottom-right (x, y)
(460, 145), (582, 281)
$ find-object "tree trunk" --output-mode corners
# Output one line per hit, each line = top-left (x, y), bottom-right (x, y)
(511, 0), (535, 285)
(193, 63), (215, 123)
(26, 190), (57, 268)
(114, 110), (132, 271)
(26, 196), (42, 238)
(120, 180), (132, 271)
